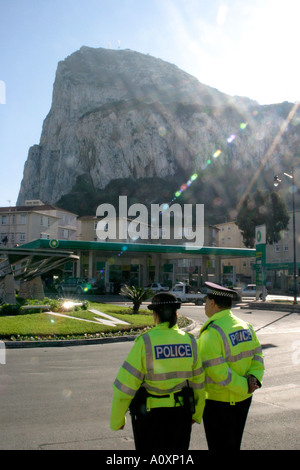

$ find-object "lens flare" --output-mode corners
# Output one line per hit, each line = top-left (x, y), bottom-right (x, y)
(170, 114), (255, 203)
(63, 301), (76, 310)
(213, 149), (222, 158)
(62, 388), (72, 398)
(158, 126), (167, 137)
(227, 134), (236, 143)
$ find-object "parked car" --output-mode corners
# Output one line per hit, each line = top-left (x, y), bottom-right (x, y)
(241, 284), (267, 300)
(145, 282), (169, 293)
(56, 278), (98, 295)
(169, 283), (206, 305)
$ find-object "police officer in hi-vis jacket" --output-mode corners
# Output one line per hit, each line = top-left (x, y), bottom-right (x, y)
(198, 282), (265, 451)
(110, 292), (205, 452)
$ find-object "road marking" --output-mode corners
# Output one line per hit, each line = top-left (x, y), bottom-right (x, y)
(88, 309), (130, 325)
(46, 311), (103, 325)
(258, 327), (300, 335)
(45, 309), (130, 326)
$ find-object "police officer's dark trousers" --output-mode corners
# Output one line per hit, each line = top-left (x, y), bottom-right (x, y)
(131, 406), (192, 452)
(203, 397), (252, 451)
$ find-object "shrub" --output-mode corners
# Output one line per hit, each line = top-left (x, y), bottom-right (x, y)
(0, 303), (21, 315)
(120, 285), (153, 314)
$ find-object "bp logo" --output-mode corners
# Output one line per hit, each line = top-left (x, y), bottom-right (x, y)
(255, 225), (266, 245)
(49, 239), (59, 248)
(256, 230), (262, 243)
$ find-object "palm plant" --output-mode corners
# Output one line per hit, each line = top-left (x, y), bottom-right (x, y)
(120, 285), (153, 314)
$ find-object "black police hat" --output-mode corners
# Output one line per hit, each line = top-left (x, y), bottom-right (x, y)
(204, 281), (238, 299)
(147, 292), (181, 311)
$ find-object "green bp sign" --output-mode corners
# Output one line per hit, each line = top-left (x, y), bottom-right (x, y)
(255, 225), (266, 245)
(256, 229), (262, 243)
(49, 239), (59, 249)
(255, 225), (266, 288)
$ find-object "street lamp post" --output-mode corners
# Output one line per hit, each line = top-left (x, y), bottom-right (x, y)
(274, 167), (298, 304)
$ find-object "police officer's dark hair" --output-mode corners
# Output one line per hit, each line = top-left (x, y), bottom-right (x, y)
(207, 294), (232, 309)
(147, 293), (180, 328)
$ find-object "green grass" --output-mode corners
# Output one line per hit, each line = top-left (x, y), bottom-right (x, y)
(0, 303), (153, 341)
(0, 302), (191, 342)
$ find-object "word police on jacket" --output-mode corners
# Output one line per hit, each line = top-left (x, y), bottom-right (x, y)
(229, 329), (252, 347)
(154, 343), (192, 360)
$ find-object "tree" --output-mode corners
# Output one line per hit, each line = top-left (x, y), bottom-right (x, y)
(236, 190), (290, 248)
(267, 192), (290, 244)
(120, 285), (154, 314)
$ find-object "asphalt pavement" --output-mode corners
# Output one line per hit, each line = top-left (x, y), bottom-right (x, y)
(0, 303), (299, 451)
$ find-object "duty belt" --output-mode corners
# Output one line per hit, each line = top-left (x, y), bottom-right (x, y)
(129, 385), (195, 415)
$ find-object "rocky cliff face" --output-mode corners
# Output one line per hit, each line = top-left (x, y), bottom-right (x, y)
(17, 47), (300, 218)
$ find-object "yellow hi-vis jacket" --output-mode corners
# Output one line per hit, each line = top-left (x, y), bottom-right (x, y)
(110, 322), (205, 431)
(198, 309), (264, 404)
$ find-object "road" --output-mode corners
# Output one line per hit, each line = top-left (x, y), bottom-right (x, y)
(0, 304), (299, 450)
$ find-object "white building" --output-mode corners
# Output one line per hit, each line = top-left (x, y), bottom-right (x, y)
(0, 200), (77, 247)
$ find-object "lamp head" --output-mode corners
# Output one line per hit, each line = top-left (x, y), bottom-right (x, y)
(274, 175), (281, 187)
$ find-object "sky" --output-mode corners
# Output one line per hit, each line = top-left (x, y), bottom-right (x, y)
(0, 0), (300, 208)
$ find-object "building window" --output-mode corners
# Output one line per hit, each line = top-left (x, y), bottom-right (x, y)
(275, 245), (280, 252)
(20, 214), (26, 225)
(284, 244), (289, 252)
(20, 233), (26, 242)
(1, 216), (6, 225)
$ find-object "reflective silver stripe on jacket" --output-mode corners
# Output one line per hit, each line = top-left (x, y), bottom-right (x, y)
(205, 368), (232, 387)
(113, 378), (137, 397)
(253, 353), (264, 364)
(145, 369), (200, 381)
(142, 333), (153, 373)
(210, 324), (231, 356)
(142, 379), (204, 395)
(122, 360), (145, 381)
(189, 333), (198, 368)
(203, 356), (226, 368)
